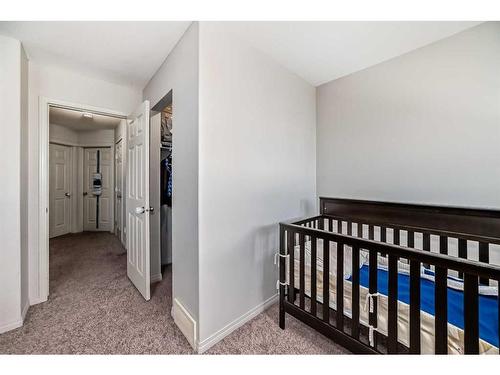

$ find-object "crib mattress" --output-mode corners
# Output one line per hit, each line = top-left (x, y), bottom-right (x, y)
(290, 248), (499, 354)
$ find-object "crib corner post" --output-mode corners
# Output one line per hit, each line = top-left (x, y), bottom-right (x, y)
(279, 224), (286, 330)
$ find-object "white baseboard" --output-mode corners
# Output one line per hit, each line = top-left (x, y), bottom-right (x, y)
(151, 273), (163, 283)
(0, 318), (23, 334)
(21, 301), (30, 321)
(197, 293), (278, 354)
(172, 298), (197, 350)
(29, 294), (48, 306)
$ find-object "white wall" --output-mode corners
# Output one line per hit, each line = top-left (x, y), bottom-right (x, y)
(29, 63), (142, 304)
(49, 123), (79, 144)
(0, 35), (26, 333)
(20, 44), (30, 321)
(197, 23), (317, 347)
(50, 124), (115, 146)
(317, 22), (500, 209)
(143, 23), (200, 328)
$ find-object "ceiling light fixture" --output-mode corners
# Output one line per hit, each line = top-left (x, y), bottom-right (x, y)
(82, 112), (94, 119)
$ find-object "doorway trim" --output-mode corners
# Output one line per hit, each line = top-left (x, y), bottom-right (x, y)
(38, 96), (127, 303)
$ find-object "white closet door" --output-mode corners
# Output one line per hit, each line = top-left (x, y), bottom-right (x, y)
(126, 100), (151, 300)
(49, 143), (72, 238)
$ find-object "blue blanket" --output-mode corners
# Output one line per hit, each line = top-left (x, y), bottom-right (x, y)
(354, 265), (498, 347)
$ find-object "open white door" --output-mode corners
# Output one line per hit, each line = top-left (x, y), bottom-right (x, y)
(126, 100), (151, 300)
(49, 143), (72, 238)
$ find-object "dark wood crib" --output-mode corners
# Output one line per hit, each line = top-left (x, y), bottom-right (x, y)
(278, 197), (500, 354)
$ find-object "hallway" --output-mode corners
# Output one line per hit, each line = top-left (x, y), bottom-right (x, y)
(0, 232), (348, 354)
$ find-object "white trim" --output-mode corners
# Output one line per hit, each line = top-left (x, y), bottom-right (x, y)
(37, 96), (128, 304)
(0, 318), (23, 334)
(21, 300), (30, 321)
(29, 296), (46, 306)
(197, 294), (278, 354)
(150, 273), (163, 283)
(172, 298), (197, 350)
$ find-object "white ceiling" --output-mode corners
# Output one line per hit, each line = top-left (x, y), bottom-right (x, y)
(50, 107), (122, 131)
(226, 21), (482, 86)
(0, 21), (482, 89)
(0, 21), (191, 88)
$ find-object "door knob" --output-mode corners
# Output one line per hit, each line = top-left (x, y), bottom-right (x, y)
(65, 192), (71, 198)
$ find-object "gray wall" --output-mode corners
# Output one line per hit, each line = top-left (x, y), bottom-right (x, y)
(317, 22), (500, 209)
(198, 22), (317, 346)
(142, 23), (200, 325)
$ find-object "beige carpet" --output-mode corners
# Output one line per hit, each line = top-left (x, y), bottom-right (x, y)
(0, 232), (349, 354)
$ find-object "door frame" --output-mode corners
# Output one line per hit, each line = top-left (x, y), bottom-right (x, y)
(114, 138), (126, 247)
(38, 97), (127, 303)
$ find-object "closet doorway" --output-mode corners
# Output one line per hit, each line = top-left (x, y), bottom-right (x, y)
(150, 90), (173, 282)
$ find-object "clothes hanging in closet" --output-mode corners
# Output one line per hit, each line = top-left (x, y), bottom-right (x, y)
(161, 154), (172, 207)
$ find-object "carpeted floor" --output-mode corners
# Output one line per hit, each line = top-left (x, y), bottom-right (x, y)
(0, 232), (349, 354)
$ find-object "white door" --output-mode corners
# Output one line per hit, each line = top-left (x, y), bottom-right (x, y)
(115, 139), (123, 242)
(126, 100), (151, 300)
(49, 143), (72, 238)
(83, 147), (113, 231)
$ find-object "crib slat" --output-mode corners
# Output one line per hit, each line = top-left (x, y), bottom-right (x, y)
(479, 242), (489, 285)
(409, 260), (421, 354)
(357, 223), (363, 238)
(407, 230), (415, 248)
(288, 231), (295, 303)
(310, 236), (317, 316)
(435, 266), (448, 354)
(347, 221), (352, 236)
(464, 274), (479, 354)
(351, 246), (360, 340)
(394, 228), (400, 245)
(323, 239), (330, 324)
(423, 233), (430, 251)
(479, 242), (489, 263)
(299, 233), (305, 309)
(458, 239), (467, 279)
(380, 226), (386, 243)
(369, 225), (374, 240)
(458, 238), (468, 259)
(336, 242), (344, 331)
(439, 236), (448, 255)
(387, 254), (398, 354)
(328, 218), (333, 233)
(422, 233), (431, 269)
(368, 249), (378, 349)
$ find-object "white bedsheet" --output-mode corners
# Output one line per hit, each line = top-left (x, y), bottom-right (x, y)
(289, 240), (497, 354)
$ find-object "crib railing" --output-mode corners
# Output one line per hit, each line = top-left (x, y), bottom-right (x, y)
(279, 216), (500, 354)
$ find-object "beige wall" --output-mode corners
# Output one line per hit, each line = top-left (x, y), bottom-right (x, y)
(317, 22), (500, 209)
